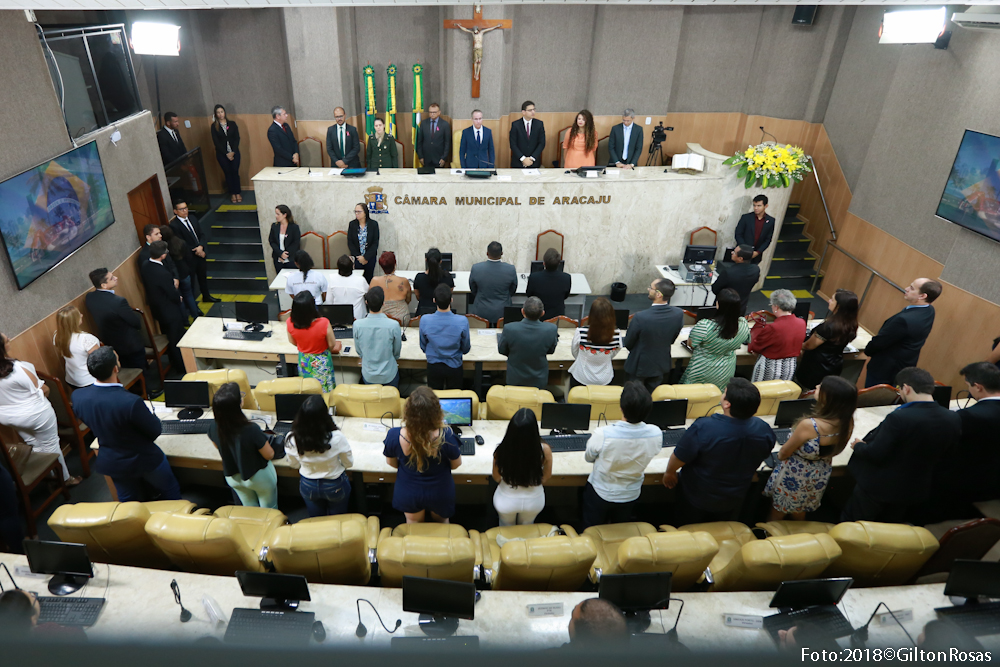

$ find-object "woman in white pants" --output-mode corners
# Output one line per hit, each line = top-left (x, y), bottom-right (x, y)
(0, 334), (81, 486)
(492, 408), (552, 526)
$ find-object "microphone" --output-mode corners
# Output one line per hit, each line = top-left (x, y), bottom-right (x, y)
(759, 126), (778, 144)
(278, 166), (304, 175)
(171, 579), (192, 623)
(379, 411), (394, 430)
(356, 598), (401, 638)
(0, 562), (21, 590)
(850, 602), (916, 648)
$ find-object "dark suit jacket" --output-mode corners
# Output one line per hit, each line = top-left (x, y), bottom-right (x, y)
(734, 212), (777, 262)
(509, 118), (546, 168)
(169, 215), (206, 253)
(268, 222), (301, 266)
(138, 244), (180, 281)
(934, 399), (1000, 505)
(608, 123), (643, 166)
(347, 219), (380, 266)
(459, 126), (495, 169)
(326, 123), (361, 168)
(210, 120), (241, 158)
(623, 304), (684, 378)
(140, 260), (184, 325)
(712, 262), (760, 316)
(497, 319), (558, 389)
(849, 401), (960, 504)
(417, 118), (452, 167)
(84, 290), (143, 356)
(268, 122), (298, 167)
(864, 306), (935, 387)
(157, 127), (187, 165)
(469, 260), (517, 323)
(525, 269), (571, 318)
(70, 384), (166, 477)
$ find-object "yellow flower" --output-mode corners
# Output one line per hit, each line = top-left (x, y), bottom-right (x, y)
(744, 147), (755, 158)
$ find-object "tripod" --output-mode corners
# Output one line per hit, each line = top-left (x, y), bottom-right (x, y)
(645, 141), (665, 167)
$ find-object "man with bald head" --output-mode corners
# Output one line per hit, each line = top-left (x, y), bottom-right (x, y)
(863, 277), (941, 387)
(566, 599), (628, 646)
(326, 106), (361, 168)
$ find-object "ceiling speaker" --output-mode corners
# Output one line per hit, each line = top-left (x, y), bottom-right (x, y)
(792, 6), (818, 26)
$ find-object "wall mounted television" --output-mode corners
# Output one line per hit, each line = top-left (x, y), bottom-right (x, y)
(0, 141), (115, 290)
(935, 129), (1000, 244)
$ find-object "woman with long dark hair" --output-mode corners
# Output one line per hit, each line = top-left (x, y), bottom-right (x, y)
(268, 205), (301, 273)
(562, 109), (597, 169)
(159, 225), (200, 320)
(284, 250), (327, 304)
(286, 395), (354, 516)
(208, 382), (277, 508)
(348, 203), (380, 283)
(764, 375), (856, 520)
(680, 288), (751, 389)
(286, 291), (341, 392)
(412, 247), (455, 316)
(210, 104), (242, 203)
(569, 297), (623, 387)
(382, 387), (462, 523)
(794, 289), (860, 391)
(492, 408), (552, 525)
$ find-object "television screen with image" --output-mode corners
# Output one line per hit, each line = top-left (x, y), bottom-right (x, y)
(936, 129), (1000, 244)
(0, 141), (115, 289)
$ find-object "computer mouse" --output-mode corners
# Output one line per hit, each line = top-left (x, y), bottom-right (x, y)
(401, 332), (407, 342)
(475, 435), (484, 446)
(313, 620), (326, 643)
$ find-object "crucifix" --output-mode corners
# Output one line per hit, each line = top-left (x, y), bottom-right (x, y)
(444, 4), (512, 98)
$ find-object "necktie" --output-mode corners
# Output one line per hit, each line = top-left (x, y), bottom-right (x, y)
(433, 120), (437, 133)
(476, 130), (481, 145)
(340, 126), (345, 153)
(526, 121), (530, 138)
(171, 130), (178, 143)
(183, 218), (198, 241)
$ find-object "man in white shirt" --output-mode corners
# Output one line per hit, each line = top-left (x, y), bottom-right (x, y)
(582, 381), (662, 528)
(326, 254), (369, 322)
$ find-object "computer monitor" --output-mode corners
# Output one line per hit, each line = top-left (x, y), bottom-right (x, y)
(540, 402), (591, 434)
(695, 307), (717, 321)
(402, 575), (476, 636)
(530, 260), (565, 274)
(440, 252), (453, 273)
(768, 577), (853, 611)
(163, 380), (211, 420)
(599, 572), (673, 631)
(943, 560), (1000, 600)
(773, 398), (816, 428)
(933, 385), (952, 408)
(614, 309), (629, 330)
(440, 397), (473, 427)
(23, 539), (94, 595)
(683, 245), (717, 265)
(793, 301), (812, 321)
(502, 305), (523, 325)
(235, 302), (269, 332)
(646, 400), (688, 431)
(721, 246), (737, 264)
(236, 570), (311, 611)
(317, 304), (355, 327)
(274, 393), (311, 423)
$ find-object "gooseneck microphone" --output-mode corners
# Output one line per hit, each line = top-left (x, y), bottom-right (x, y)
(356, 598), (401, 638)
(850, 602), (916, 648)
(759, 126), (778, 144)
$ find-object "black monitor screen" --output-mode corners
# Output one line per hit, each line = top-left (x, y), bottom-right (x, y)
(540, 403), (590, 432)
(646, 400), (688, 430)
(275, 393), (311, 422)
(696, 307), (717, 321)
(235, 301), (269, 325)
(944, 560), (1000, 599)
(24, 540), (93, 578)
(933, 385), (952, 408)
(402, 576), (476, 620)
(502, 306), (523, 325)
(683, 245), (716, 264)
(440, 253), (453, 273)
(530, 260), (565, 274)
(440, 398), (473, 426)
(236, 571), (311, 602)
(793, 301), (812, 321)
(769, 577), (853, 609)
(318, 304), (355, 327)
(773, 399), (816, 428)
(163, 381), (211, 409)
(599, 572), (673, 612)
(614, 309), (629, 330)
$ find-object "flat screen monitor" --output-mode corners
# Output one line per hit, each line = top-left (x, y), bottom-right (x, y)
(614, 309), (629, 330)
(944, 560), (1000, 599)
(530, 260), (565, 274)
(646, 400), (688, 430)
(599, 572), (673, 613)
(793, 301), (812, 321)
(236, 571), (311, 610)
(502, 305), (523, 325)
(935, 129), (1000, 244)
(235, 301), (269, 326)
(402, 575), (476, 636)
(275, 393), (311, 422)
(0, 141), (116, 290)
(439, 252), (453, 273)
(773, 398), (816, 428)
(683, 245), (717, 265)
(318, 304), (355, 327)
(23, 539), (93, 595)
(933, 385), (952, 408)
(769, 577), (853, 610)
(696, 307), (717, 321)
(163, 380), (210, 420)
(440, 397), (473, 427)
(540, 402), (590, 432)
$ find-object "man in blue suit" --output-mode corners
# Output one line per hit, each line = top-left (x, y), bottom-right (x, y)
(608, 109), (643, 168)
(459, 109), (495, 169)
(71, 347), (181, 502)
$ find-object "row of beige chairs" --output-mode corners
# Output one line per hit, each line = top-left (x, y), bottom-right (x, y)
(46, 500), (940, 593)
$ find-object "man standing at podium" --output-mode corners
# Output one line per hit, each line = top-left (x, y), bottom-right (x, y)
(509, 101), (545, 168)
(416, 103), (451, 168)
(326, 106), (361, 169)
(459, 110), (495, 169)
(734, 195), (775, 264)
(608, 109), (643, 169)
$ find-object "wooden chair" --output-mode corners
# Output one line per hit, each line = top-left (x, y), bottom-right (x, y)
(536, 229), (564, 261)
(689, 227), (718, 247)
(37, 372), (93, 478)
(327, 231), (350, 267)
(0, 430), (69, 538)
(358, 139), (367, 168)
(552, 125), (572, 168)
(395, 138), (408, 168)
(917, 518), (1000, 581)
(135, 308), (170, 381)
(278, 309), (291, 322)
(465, 314), (490, 329)
(407, 315), (421, 328)
(298, 137), (324, 168)
(300, 231), (328, 269)
(545, 316), (579, 329)
(856, 384), (900, 408)
(386, 314), (404, 327)
(595, 135), (610, 169)
(452, 129), (463, 168)
(495, 317), (505, 329)
(682, 309), (698, 326)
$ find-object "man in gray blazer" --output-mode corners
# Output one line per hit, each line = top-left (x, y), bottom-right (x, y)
(497, 297), (558, 389)
(608, 109), (644, 169)
(469, 241), (518, 326)
(623, 278), (684, 392)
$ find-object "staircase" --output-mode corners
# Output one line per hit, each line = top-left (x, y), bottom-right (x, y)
(204, 202), (269, 296)
(764, 203), (822, 294)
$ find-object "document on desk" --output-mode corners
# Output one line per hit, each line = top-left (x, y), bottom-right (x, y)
(496, 175), (512, 181)
(478, 330), (499, 336)
(521, 168), (541, 176)
(605, 168), (621, 177)
(363, 422), (387, 433)
(308, 171), (323, 177)
(327, 168), (344, 176)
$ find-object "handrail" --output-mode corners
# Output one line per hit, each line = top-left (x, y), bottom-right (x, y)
(811, 241), (904, 307)
(809, 157), (836, 242)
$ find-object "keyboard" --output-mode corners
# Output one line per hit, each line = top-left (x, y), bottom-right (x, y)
(936, 602), (1000, 636)
(544, 433), (593, 453)
(160, 419), (214, 435)
(391, 635), (480, 651)
(224, 608), (316, 645)
(773, 427), (793, 444)
(333, 328), (354, 340)
(762, 606), (854, 641)
(223, 330), (268, 341)
(459, 437), (476, 456)
(272, 422), (293, 436)
(661, 429), (686, 448)
(37, 596), (105, 626)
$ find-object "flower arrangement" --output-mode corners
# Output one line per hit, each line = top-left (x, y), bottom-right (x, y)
(722, 143), (811, 189)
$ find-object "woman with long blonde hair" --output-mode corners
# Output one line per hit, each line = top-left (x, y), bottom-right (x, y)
(52, 306), (100, 389)
(383, 386), (463, 523)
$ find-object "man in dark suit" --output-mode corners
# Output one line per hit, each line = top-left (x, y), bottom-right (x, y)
(863, 278), (941, 387)
(416, 103), (451, 168)
(267, 106), (299, 168)
(326, 106), (361, 169)
(459, 110), (495, 169)
(623, 278), (684, 392)
(526, 248), (571, 318)
(140, 241), (186, 371)
(168, 200), (218, 303)
(509, 100), (545, 168)
(138, 224), (179, 286)
(843, 367), (960, 523)
(608, 109), (643, 169)
(85, 268), (146, 372)
(469, 241), (517, 325)
(712, 245), (760, 316)
(498, 297), (559, 389)
(156, 112), (187, 166)
(71, 347), (181, 502)
(734, 195), (775, 264)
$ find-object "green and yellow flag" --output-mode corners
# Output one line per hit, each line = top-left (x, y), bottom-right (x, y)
(386, 64), (398, 139)
(363, 64), (377, 142)
(412, 63), (424, 167)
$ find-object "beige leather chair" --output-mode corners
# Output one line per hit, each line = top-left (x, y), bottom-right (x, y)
(823, 522), (939, 587)
(755, 521), (835, 538)
(252, 377), (324, 412)
(614, 531), (720, 592)
(300, 231), (328, 268)
(677, 521), (756, 576)
(266, 514), (380, 585)
(545, 316), (579, 329)
(536, 229), (564, 261)
(753, 380), (802, 416)
(432, 389), (485, 421)
(48, 500), (196, 569)
(568, 385), (624, 421)
(486, 532), (597, 592)
(485, 385), (555, 420)
(578, 522), (665, 582)
(451, 129), (463, 168)
(376, 529), (481, 587)
(477, 524), (559, 584)
(327, 231), (350, 265)
(144, 506), (286, 576)
(298, 137), (324, 168)
(330, 384), (403, 418)
(709, 533), (843, 592)
(183, 369), (258, 410)
(653, 384), (723, 419)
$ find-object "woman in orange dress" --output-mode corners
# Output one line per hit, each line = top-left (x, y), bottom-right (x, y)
(562, 110), (597, 169)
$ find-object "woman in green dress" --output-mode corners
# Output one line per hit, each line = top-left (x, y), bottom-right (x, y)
(680, 288), (751, 389)
(366, 118), (398, 170)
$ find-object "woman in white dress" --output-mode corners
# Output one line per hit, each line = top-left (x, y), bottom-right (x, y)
(492, 408), (552, 526)
(52, 306), (99, 390)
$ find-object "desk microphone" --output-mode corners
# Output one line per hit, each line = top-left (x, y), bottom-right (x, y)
(759, 126), (778, 144)
(379, 411), (395, 430)
(850, 602), (915, 648)
(278, 166), (303, 175)
(0, 562), (21, 590)
(171, 579), (192, 623)
(356, 598), (400, 638)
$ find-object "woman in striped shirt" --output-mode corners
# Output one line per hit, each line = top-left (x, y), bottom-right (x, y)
(569, 298), (623, 386)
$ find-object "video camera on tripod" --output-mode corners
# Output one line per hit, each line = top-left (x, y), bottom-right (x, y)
(647, 122), (672, 167)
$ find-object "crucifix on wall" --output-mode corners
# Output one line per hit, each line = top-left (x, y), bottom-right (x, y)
(444, 4), (512, 98)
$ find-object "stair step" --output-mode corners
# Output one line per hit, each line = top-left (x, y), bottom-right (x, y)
(771, 246), (815, 259)
(785, 203), (801, 217)
(208, 242), (267, 261)
(768, 257), (817, 272)
(207, 265), (268, 279)
(210, 226), (262, 243)
(766, 265), (818, 279)
(207, 277), (270, 294)
(763, 275), (821, 291)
